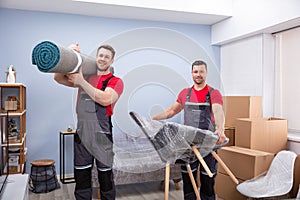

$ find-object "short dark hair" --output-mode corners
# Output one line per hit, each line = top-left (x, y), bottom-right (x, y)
(97, 45), (116, 59)
(192, 60), (207, 71)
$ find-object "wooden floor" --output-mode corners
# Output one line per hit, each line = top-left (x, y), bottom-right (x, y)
(28, 180), (226, 200)
(28, 181), (184, 200)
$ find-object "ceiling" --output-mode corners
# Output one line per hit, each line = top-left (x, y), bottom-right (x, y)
(0, 0), (231, 25)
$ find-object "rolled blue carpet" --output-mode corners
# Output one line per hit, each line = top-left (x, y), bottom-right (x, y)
(32, 41), (97, 75)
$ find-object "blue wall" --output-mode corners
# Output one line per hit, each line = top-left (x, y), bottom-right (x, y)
(0, 8), (220, 174)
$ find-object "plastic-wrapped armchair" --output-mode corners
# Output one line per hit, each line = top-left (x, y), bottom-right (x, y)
(236, 150), (297, 199)
(129, 111), (237, 200)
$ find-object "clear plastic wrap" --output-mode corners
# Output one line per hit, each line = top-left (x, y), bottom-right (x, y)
(129, 111), (220, 164)
(236, 150), (297, 198)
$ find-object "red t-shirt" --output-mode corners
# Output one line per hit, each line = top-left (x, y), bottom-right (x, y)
(176, 85), (223, 121)
(87, 73), (124, 116)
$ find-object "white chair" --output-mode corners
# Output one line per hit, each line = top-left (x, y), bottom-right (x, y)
(236, 150), (297, 199)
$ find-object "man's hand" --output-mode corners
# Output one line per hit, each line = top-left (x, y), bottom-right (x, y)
(212, 103), (226, 145)
(66, 67), (84, 87)
(64, 43), (84, 86)
(215, 129), (226, 145)
(69, 42), (80, 53)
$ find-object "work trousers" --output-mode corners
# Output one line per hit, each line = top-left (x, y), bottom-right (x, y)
(180, 153), (217, 200)
(74, 133), (116, 200)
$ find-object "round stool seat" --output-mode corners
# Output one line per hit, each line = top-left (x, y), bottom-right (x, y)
(31, 159), (55, 167)
(29, 159), (60, 193)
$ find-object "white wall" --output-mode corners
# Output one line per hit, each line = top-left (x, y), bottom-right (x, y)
(220, 33), (275, 117)
(221, 35), (263, 96)
(212, 0), (300, 45)
(0, 0), (232, 25)
(76, 0), (233, 15)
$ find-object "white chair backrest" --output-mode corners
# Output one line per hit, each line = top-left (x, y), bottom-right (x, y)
(266, 150), (297, 181)
(236, 150), (297, 198)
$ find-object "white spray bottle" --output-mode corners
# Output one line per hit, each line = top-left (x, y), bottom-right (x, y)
(7, 65), (16, 83)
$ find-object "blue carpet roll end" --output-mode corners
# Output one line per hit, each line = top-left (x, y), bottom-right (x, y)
(32, 41), (61, 73)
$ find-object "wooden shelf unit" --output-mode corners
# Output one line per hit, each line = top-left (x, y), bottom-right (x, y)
(0, 83), (27, 174)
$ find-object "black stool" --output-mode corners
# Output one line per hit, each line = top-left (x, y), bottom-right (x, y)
(29, 159), (60, 193)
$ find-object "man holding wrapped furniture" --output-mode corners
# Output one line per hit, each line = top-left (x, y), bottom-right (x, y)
(54, 43), (124, 200)
(152, 60), (226, 200)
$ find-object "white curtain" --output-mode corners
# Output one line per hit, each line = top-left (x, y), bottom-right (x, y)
(274, 27), (300, 131)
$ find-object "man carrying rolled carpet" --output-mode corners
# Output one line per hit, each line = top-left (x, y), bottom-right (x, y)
(151, 60), (226, 200)
(54, 43), (124, 200)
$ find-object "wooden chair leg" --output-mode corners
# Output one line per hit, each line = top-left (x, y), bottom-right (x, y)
(192, 146), (213, 177)
(165, 163), (170, 200)
(173, 180), (180, 190)
(186, 164), (200, 200)
(197, 165), (200, 190)
(172, 178), (181, 190)
(98, 187), (101, 200)
(211, 151), (239, 184)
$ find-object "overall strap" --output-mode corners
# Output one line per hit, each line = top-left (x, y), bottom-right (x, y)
(186, 87), (193, 102)
(96, 75), (115, 127)
(205, 87), (214, 103)
(101, 75), (115, 91)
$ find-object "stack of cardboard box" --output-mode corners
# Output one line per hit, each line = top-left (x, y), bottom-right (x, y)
(216, 96), (289, 200)
(215, 146), (274, 199)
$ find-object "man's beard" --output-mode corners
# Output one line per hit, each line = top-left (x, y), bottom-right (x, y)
(193, 79), (204, 85)
(97, 65), (109, 72)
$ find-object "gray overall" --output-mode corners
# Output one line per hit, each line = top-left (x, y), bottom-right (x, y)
(74, 75), (116, 200)
(181, 87), (218, 200)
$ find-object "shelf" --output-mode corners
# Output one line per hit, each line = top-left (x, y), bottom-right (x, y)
(1, 134), (26, 147)
(3, 163), (25, 174)
(0, 83), (27, 175)
(0, 83), (25, 87)
(0, 110), (26, 116)
(60, 130), (76, 135)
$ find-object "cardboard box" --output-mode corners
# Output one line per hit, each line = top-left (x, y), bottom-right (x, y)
(215, 172), (246, 200)
(235, 118), (287, 153)
(223, 96), (262, 128)
(8, 165), (19, 173)
(218, 146), (274, 180)
(225, 127), (235, 146)
(5, 100), (17, 110)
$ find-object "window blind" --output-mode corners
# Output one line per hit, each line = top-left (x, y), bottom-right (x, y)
(274, 27), (300, 131)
